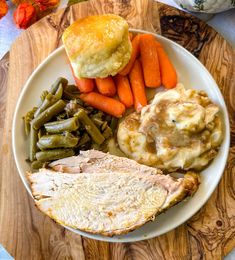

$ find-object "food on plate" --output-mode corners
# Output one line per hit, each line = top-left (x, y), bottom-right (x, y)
(62, 16), (178, 114)
(117, 84), (223, 171)
(31, 100), (66, 130)
(23, 78), (117, 169)
(95, 77), (116, 97)
(75, 109), (105, 145)
(156, 41), (177, 89)
(140, 34), (161, 87)
(28, 151), (200, 236)
(129, 59), (147, 112)
(49, 149), (162, 174)
(36, 149), (75, 162)
(19, 13), (226, 240)
(80, 92), (126, 118)
(119, 34), (141, 76)
(37, 132), (79, 150)
(62, 14), (132, 78)
(114, 74), (134, 108)
(71, 72), (95, 93)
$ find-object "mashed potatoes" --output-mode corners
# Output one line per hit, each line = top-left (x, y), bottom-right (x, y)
(117, 84), (223, 171)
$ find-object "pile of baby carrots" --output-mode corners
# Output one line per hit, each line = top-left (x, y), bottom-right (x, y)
(72, 33), (177, 118)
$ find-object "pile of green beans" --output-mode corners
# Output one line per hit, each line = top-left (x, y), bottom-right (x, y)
(23, 77), (118, 170)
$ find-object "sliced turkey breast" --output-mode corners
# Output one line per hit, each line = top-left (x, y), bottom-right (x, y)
(28, 152), (199, 236)
(49, 150), (162, 175)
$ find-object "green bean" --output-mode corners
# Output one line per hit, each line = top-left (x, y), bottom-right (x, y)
(34, 93), (58, 118)
(66, 85), (78, 92)
(110, 117), (118, 132)
(63, 85), (81, 100)
(29, 124), (38, 162)
(101, 121), (108, 131)
(102, 126), (113, 139)
(65, 100), (84, 116)
(37, 132), (79, 150)
(36, 149), (75, 162)
(54, 84), (63, 100)
(44, 117), (79, 134)
(91, 117), (104, 128)
(40, 90), (49, 104)
(75, 98), (84, 106)
(95, 111), (104, 118)
(75, 109), (105, 145)
(85, 106), (94, 114)
(38, 128), (46, 139)
(31, 100), (66, 130)
(77, 133), (90, 147)
(92, 141), (109, 152)
(31, 160), (45, 170)
(56, 112), (68, 121)
(50, 77), (68, 95)
(24, 121), (31, 136)
(23, 107), (37, 136)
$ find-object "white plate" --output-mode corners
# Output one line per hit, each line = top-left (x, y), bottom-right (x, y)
(12, 29), (230, 242)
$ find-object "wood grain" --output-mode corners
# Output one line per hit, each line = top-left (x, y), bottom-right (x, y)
(0, 0), (234, 259)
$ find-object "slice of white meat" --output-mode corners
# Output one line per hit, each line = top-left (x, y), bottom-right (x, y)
(28, 168), (199, 236)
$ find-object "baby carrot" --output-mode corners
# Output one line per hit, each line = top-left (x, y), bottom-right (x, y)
(139, 34), (161, 87)
(69, 63), (94, 93)
(80, 92), (126, 118)
(75, 78), (95, 93)
(95, 77), (116, 97)
(129, 59), (147, 112)
(114, 74), (133, 108)
(119, 34), (141, 76)
(155, 41), (177, 89)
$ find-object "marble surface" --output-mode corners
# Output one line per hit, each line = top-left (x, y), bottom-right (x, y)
(0, 0), (234, 258)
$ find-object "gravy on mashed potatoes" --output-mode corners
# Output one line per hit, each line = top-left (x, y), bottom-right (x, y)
(117, 84), (223, 171)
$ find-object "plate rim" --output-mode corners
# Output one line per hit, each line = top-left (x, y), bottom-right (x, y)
(12, 28), (230, 243)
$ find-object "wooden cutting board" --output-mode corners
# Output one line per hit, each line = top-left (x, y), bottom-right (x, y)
(0, 0), (234, 259)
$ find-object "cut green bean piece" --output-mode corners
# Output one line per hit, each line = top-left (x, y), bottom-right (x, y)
(23, 107), (37, 136)
(75, 98), (84, 106)
(63, 85), (81, 100)
(56, 112), (67, 121)
(44, 117), (79, 133)
(50, 77), (68, 95)
(75, 109), (105, 145)
(91, 117), (104, 128)
(38, 128), (44, 139)
(29, 124), (38, 162)
(36, 149), (75, 162)
(31, 160), (45, 170)
(54, 84), (63, 100)
(40, 90), (49, 104)
(110, 117), (118, 132)
(101, 121), (108, 131)
(34, 93), (58, 118)
(37, 132), (79, 150)
(31, 100), (66, 130)
(102, 126), (113, 139)
(24, 119), (30, 136)
(77, 133), (90, 147)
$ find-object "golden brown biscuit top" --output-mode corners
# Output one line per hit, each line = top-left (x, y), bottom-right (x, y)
(62, 14), (128, 61)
